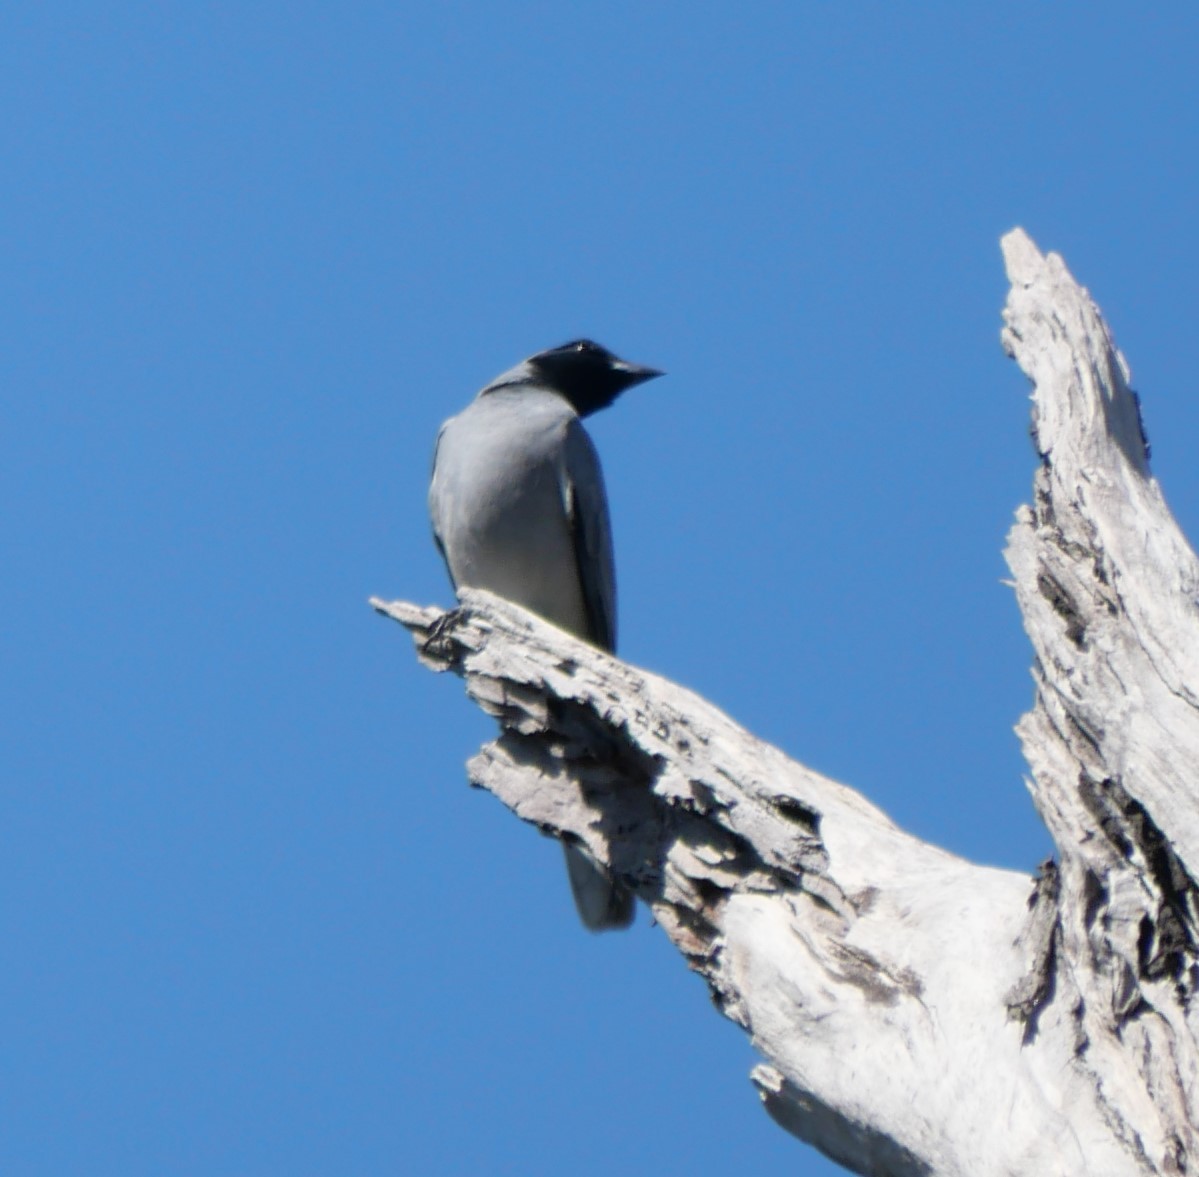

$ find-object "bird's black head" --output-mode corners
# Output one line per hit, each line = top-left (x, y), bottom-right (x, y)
(528, 339), (663, 417)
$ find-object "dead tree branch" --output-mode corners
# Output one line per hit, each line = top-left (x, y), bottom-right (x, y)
(376, 229), (1199, 1176)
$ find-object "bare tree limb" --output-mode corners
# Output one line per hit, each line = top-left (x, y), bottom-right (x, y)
(375, 229), (1199, 1176)
(1001, 228), (1199, 1174)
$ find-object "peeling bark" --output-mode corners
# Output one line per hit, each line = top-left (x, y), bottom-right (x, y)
(375, 230), (1199, 1176)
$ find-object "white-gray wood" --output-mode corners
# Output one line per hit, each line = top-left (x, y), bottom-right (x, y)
(375, 229), (1199, 1176)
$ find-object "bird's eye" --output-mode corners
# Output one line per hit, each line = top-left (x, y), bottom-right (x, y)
(575, 341), (590, 352)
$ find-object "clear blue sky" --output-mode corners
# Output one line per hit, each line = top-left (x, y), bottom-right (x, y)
(4, 5), (1199, 1175)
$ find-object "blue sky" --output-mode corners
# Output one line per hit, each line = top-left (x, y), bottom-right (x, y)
(4, 5), (1199, 1175)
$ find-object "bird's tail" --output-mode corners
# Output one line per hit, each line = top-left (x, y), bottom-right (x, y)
(562, 843), (634, 931)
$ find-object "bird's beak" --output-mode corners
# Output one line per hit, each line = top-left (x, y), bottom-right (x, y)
(612, 360), (665, 385)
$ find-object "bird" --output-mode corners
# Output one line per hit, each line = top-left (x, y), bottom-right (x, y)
(428, 339), (663, 930)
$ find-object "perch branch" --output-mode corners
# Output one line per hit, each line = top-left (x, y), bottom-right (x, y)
(376, 229), (1199, 1176)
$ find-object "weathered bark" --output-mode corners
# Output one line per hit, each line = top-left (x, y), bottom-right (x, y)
(1000, 229), (1199, 1174)
(374, 229), (1199, 1176)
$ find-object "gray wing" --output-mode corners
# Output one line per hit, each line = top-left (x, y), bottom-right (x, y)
(561, 418), (617, 652)
(559, 426), (632, 928)
(427, 421), (454, 584)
